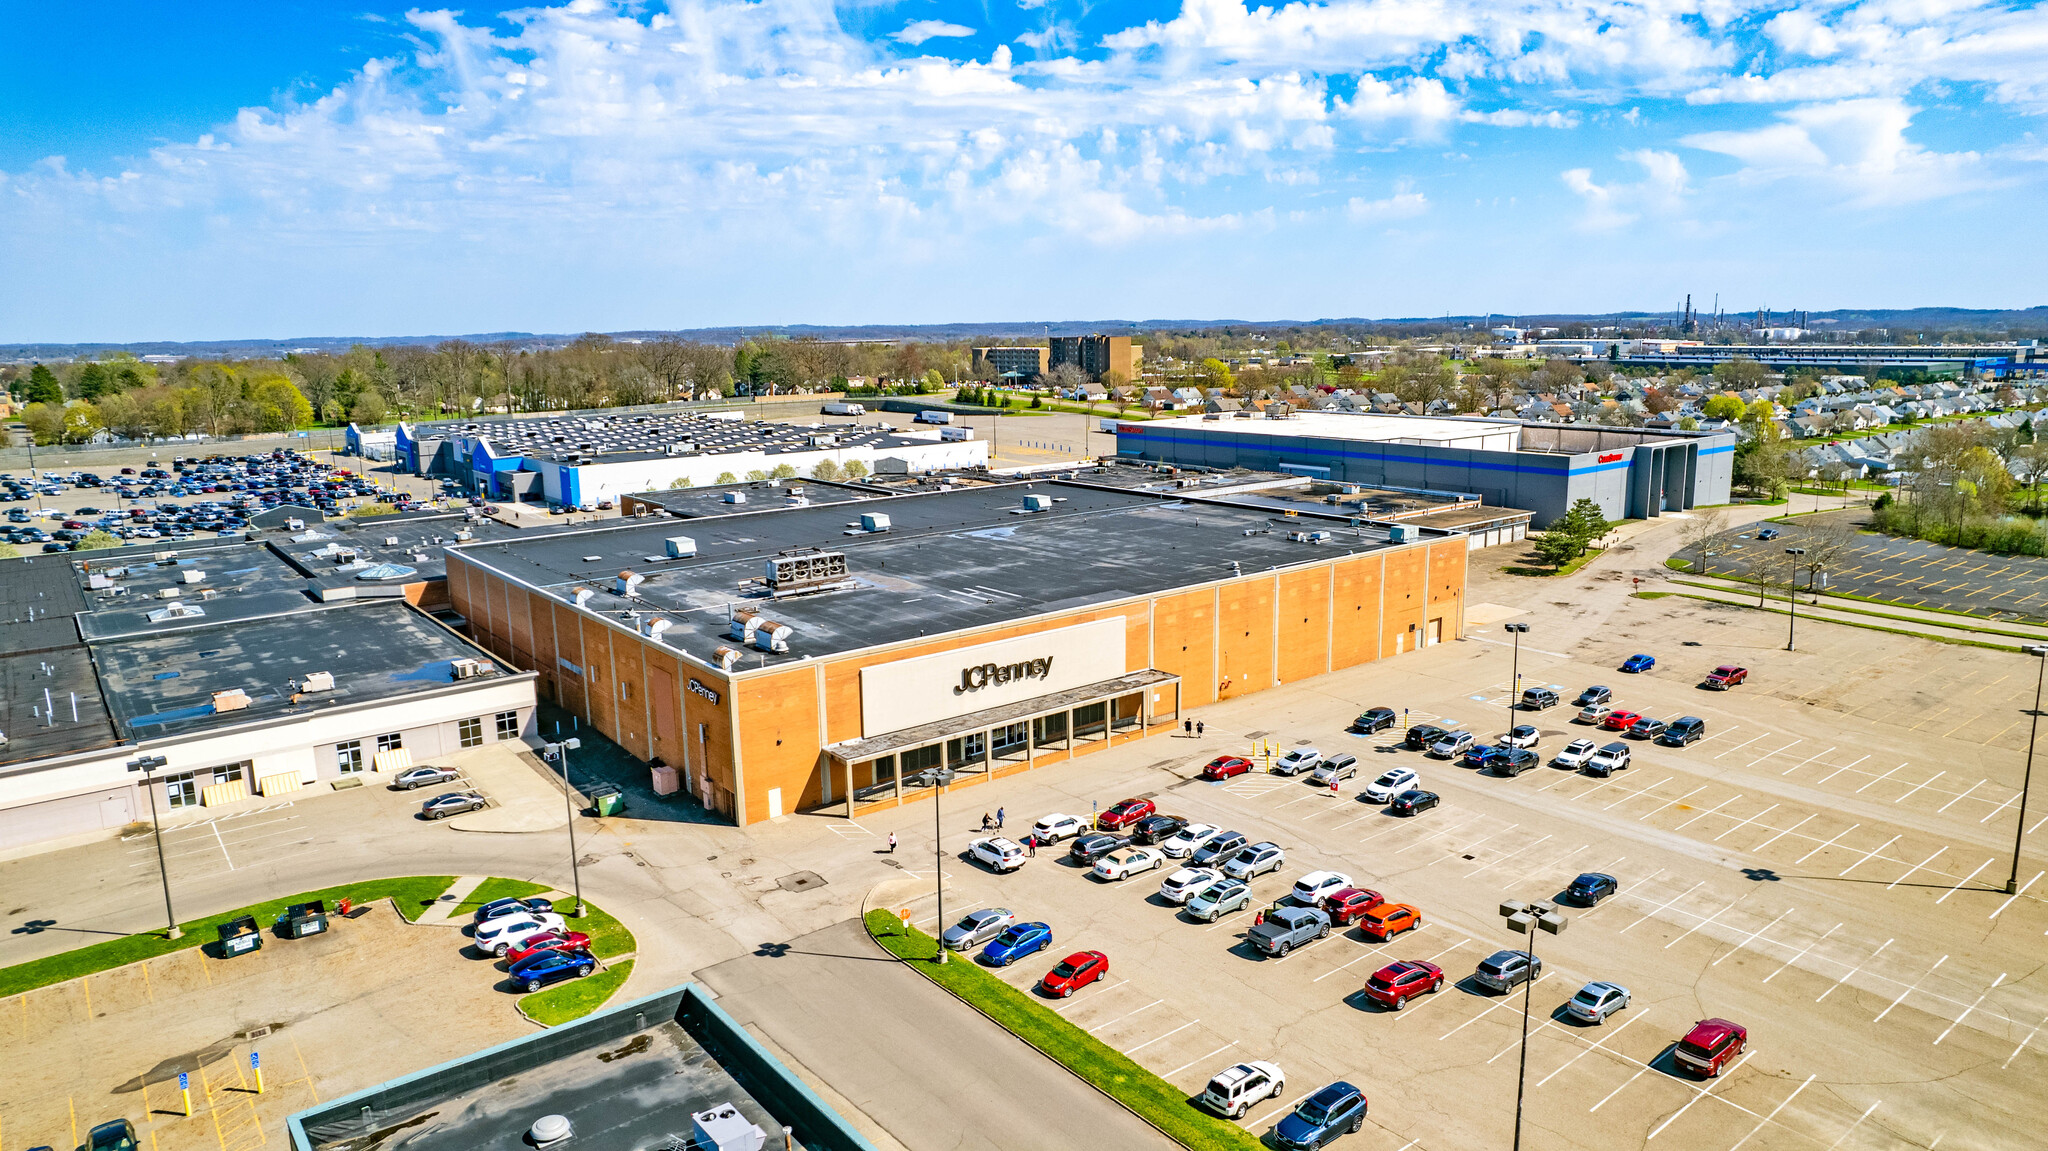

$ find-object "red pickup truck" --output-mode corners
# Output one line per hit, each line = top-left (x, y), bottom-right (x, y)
(1705, 666), (1748, 690)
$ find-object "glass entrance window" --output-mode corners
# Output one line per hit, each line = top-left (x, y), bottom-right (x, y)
(376, 732), (404, 753)
(165, 772), (199, 809)
(993, 722), (1029, 755)
(1034, 713), (1068, 747)
(901, 745), (942, 775)
(946, 732), (987, 766)
(1074, 701), (1109, 739)
(336, 740), (364, 774)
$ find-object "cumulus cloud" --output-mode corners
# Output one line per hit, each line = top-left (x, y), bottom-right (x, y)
(1562, 149), (1689, 229)
(894, 20), (975, 46)
(1683, 98), (1992, 205)
(1346, 182), (1429, 221)
(1460, 108), (1579, 128)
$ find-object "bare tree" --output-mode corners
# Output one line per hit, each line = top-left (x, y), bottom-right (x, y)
(1673, 507), (1731, 576)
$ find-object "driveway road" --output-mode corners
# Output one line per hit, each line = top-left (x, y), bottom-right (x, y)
(696, 919), (1178, 1151)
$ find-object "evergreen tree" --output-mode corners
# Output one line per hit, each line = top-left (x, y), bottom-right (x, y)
(1559, 498), (1611, 555)
(24, 364), (62, 405)
(77, 363), (111, 400)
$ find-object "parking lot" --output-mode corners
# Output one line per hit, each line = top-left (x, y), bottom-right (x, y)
(1701, 513), (2048, 623)
(878, 589), (2048, 1150)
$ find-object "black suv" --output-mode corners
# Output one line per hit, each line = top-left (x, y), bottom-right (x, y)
(1132, 814), (1188, 845)
(1068, 833), (1132, 865)
(1404, 723), (1448, 751)
(1349, 707), (1397, 734)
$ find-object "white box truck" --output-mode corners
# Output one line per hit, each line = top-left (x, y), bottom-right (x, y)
(822, 401), (866, 416)
(915, 410), (954, 425)
(940, 426), (975, 441)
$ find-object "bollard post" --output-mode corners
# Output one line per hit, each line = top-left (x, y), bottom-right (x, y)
(180, 1071), (192, 1116)
(252, 1050), (263, 1094)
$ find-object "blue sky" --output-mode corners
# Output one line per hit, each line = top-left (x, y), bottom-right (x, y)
(3, 0), (2045, 342)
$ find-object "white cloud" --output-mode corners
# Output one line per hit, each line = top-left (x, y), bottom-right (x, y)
(894, 20), (975, 46)
(1460, 108), (1578, 128)
(1562, 149), (1689, 229)
(1346, 182), (1429, 221)
(1683, 98), (1992, 205)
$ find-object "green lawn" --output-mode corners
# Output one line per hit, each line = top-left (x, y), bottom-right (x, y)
(0, 875), (455, 999)
(453, 877), (551, 917)
(520, 958), (635, 1026)
(864, 910), (1264, 1151)
(1503, 547), (1604, 578)
(551, 896), (636, 960)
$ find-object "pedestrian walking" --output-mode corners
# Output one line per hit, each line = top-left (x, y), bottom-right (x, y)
(1197, 721), (1206, 737)
(996, 807), (1005, 830)
(887, 832), (897, 853)
(980, 812), (993, 832)
(1184, 719), (1193, 736)
(1027, 836), (1037, 858)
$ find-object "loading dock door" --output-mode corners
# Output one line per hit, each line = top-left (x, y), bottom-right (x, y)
(1427, 617), (1443, 645)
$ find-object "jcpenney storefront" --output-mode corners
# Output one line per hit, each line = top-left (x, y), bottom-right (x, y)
(819, 618), (1182, 818)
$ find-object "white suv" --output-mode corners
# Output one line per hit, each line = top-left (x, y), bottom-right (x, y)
(1273, 748), (1323, 776)
(1031, 814), (1085, 844)
(969, 837), (1027, 872)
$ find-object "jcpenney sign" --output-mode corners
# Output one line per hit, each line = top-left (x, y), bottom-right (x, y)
(957, 657), (1053, 694)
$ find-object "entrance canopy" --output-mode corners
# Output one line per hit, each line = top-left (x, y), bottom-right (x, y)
(826, 669), (1179, 766)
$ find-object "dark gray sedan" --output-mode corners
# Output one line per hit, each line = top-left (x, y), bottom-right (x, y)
(422, 791), (486, 819)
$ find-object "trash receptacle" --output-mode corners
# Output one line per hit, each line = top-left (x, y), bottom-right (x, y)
(217, 914), (262, 957)
(589, 783), (625, 817)
(278, 900), (330, 939)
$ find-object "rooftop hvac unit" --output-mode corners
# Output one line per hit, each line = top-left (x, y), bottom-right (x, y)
(642, 617), (673, 640)
(763, 550), (852, 597)
(156, 586), (183, 600)
(714, 645), (743, 670)
(664, 536), (697, 559)
(570, 587), (594, 609)
(453, 528), (473, 541)
(449, 657), (496, 680)
(1021, 493), (1051, 512)
(384, 536), (401, 546)
(728, 609), (761, 642)
(723, 490), (747, 504)
(286, 518), (305, 532)
(690, 1104), (767, 1151)
(614, 571), (646, 597)
(211, 688), (252, 713)
(153, 550), (179, 562)
(1287, 530), (1333, 544)
(859, 512), (891, 533)
(179, 569), (206, 583)
(750, 618), (792, 653)
(1388, 523), (1415, 543)
(297, 671), (335, 694)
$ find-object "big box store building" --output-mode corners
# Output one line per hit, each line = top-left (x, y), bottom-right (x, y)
(447, 478), (1468, 825)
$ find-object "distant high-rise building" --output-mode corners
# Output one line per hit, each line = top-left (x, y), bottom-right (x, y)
(971, 345), (1051, 380)
(1049, 335), (1139, 382)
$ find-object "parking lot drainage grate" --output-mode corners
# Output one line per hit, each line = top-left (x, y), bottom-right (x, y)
(777, 871), (828, 892)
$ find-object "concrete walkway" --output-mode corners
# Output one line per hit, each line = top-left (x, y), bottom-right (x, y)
(448, 745), (571, 833)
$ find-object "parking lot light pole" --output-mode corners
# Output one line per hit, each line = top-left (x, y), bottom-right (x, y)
(125, 755), (181, 939)
(1503, 623), (1530, 732)
(1498, 898), (1566, 1151)
(932, 767), (956, 964)
(545, 738), (587, 918)
(2009, 646), (2047, 895)
(1784, 547), (1806, 651)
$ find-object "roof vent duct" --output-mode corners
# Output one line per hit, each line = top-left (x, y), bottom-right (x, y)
(614, 571), (645, 598)
(714, 645), (743, 671)
(750, 617), (791, 653)
(728, 608), (761, 643)
(528, 1114), (572, 1147)
(571, 587), (594, 609)
(642, 617), (673, 641)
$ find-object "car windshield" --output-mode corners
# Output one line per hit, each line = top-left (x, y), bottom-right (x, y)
(1051, 962), (1078, 978)
(995, 928), (1024, 945)
(1573, 989), (1602, 1004)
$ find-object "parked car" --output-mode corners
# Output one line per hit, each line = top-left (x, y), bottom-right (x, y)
(1069, 833), (1133, 865)
(1159, 822), (1222, 858)
(1576, 685), (1612, 706)
(1674, 1018), (1749, 1077)
(509, 947), (596, 992)
(422, 791), (486, 819)
(1362, 766), (1419, 802)
(1093, 846), (1167, 881)
(1248, 905), (1331, 957)
(506, 930), (592, 964)
(1389, 789), (1439, 816)
(979, 922), (1053, 966)
(1621, 653), (1656, 673)
(1520, 685), (1561, 710)
(1661, 716), (1707, 746)
(1186, 878), (1255, 921)
(1098, 798), (1157, 830)
(1553, 738), (1598, 769)
(1223, 841), (1286, 879)
(475, 913), (567, 956)
(1499, 725), (1540, 749)
(1756, 526), (1781, 540)
(1428, 731), (1475, 759)
(1308, 754), (1359, 785)
(1040, 950), (1109, 997)
(1364, 959), (1445, 1009)
(1627, 716), (1669, 740)
(1132, 814), (1189, 844)
(1485, 747), (1539, 777)
(1324, 887), (1385, 926)
(1159, 867), (1224, 904)
(1273, 1082), (1367, 1149)
(1192, 830), (1250, 866)
(85, 1119), (139, 1151)
(1201, 755), (1254, 780)
(1291, 871), (1353, 905)
(1273, 748), (1324, 776)
(1357, 902), (1422, 940)
(1704, 665), (1748, 689)
(1472, 948), (1543, 993)
(1601, 709), (1641, 732)
(1460, 743), (1499, 770)
(968, 837), (1028, 872)
(1198, 1060), (1286, 1119)
(1032, 813), (1086, 844)
(1586, 743), (1632, 776)
(1567, 981), (1632, 1024)
(1348, 708), (1397, 734)
(942, 908), (1016, 951)
(472, 896), (554, 923)
(1404, 723), (1449, 750)
(1566, 872), (1619, 905)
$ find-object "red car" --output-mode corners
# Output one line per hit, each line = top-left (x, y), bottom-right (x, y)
(1201, 756), (1254, 781)
(1364, 960), (1445, 1009)
(1602, 710), (1642, 732)
(1325, 887), (1386, 926)
(1705, 666), (1748, 690)
(1098, 798), (1156, 830)
(1041, 950), (1109, 997)
(505, 930), (592, 964)
(1674, 1018), (1747, 1077)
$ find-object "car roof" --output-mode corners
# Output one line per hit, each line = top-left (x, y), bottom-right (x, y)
(1571, 872), (1615, 885)
(1715, 665), (1741, 672)
(1579, 981), (1624, 995)
(1685, 1018), (1744, 1043)
(1599, 741), (1629, 752)
(1309, 1082), (1360, 1104)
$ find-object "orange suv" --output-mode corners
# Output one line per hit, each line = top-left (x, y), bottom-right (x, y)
(1357, 903), (1422, 941)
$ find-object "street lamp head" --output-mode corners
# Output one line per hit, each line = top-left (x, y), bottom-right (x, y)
(1785, 547), (1806, 556)
(1504, 623), (1530, 634)
(126, 755), (168, 773)
(2027, 645), (2048, 658)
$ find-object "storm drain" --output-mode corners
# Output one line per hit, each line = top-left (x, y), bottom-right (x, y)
(777, 871), (828, 893)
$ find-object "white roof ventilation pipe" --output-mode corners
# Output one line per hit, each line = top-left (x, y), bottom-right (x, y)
(715, 645), (743, 671)
(643, 617), (673, 641)
(751, 618), (792, 653)
(570, 587), (594, 609)
(727, 608), (761, 643)
(614, 570), (645, 598)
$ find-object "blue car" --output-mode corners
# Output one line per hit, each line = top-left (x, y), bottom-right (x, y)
(509, 947), (595, 992)
(1620, 653), (1656, 673)
(1273, 1081), (1368, 1149)
(979, 921), (1053, 967)
(1567, 872), (1619, 906)
(473, 896), (554, 923)
(1459, 743), (1497, 769)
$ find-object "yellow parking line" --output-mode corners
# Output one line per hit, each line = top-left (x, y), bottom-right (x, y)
(69, 1096), (77, 1149)
(290, 1035), (320, 1103)
(1944, 713), (1985, 738)
(1911, 707), (1951, 731)
(1986, 719), (2024, 746)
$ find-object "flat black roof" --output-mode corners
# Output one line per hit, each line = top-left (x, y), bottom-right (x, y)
(0, 553), (89, 653)
(75, 543), (321, 642)
(620, 478), (874, 518)
(0, 644), (119, 766)
(457, 480), (1423, 667)
(411, 411), (953, 465)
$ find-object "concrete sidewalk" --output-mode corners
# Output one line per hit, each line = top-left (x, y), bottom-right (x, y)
(448, 745), (572, 833)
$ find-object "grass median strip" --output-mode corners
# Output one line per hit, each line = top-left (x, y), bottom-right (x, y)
(550, 896), (635, 960)
(521, 958), (635, 1026)
(864, 908), (1263, 1151)
(0, 874), (455, 999)
(453, 877), (551, 916)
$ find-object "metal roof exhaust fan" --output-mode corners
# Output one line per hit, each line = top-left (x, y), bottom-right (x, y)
(690, 1103), (765, 1151)
(527, 1113), (572, 1147)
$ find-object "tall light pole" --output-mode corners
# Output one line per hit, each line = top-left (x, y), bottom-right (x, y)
(125, 755), (181, 939)
(1499, 898), (1567, 1151)
(1503, 623), (1530, 733)
(931, 765), (957, 964)
(2009, 646), (2047, 895)
(544, 737), (587, 918)
(1784, 547), (1806, 651)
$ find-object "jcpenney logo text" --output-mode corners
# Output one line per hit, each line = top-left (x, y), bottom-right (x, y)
(956, 657), (1053, 694)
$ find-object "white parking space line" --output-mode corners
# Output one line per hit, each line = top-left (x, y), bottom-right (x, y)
(1050, 978), (1125, 1008)
(1534, 1009), (1650, 1087)
(1604, 778), (1676, 811)
(1935, 858), (1996, 903)
(1935, 973), (2005, 1045)
(1854, 763), (1910, 794)
(1619, 882), (1704, 934)
(1249, 1087), (1319, 1131)
(1886, 848), (1948, 890)
(1311, 937), (1403, 982)
(1715, 733), (1765, 759)
(1825, 1100), (1881, 1149)
(1467, 834), (1551, 878)
(1936, 779), (1986, 814)
(1167, 1042), (1236, 1078)
(1647, 1051), (1753, 1139)
(1671, 796), (1741, 832)
(1588, 1066), (1651, 1113)
(1663, 901), (1736, 950)
(1125, 1019), (1199, 1054)
(1873, 955), (1948, 1022)
(2003, 1012), (2048, 1068)
(1809, 751), (1864, 782)
(1977, 790), (2025, 825)
(1763, 924), (1840, 983)
(1084, 998), (1164, 1033)
(1488, 1018), (1565, 1063)
(1792, 823), (1862, 865)
(1817, 939), (1895, 1004)
(1749, 813), (1817, 854)
(1726, 1073), (1816, 1151)
(1893, 769), (1947, 805)
(1987, 871), (2043, 919)
(1713, 908), (1795, 966)
(1748, 739), (1802, 768)
(1439, 973), (1551, 1039)
(1711, 804), (1780, 842)
(1837, 834), (1903, 877)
